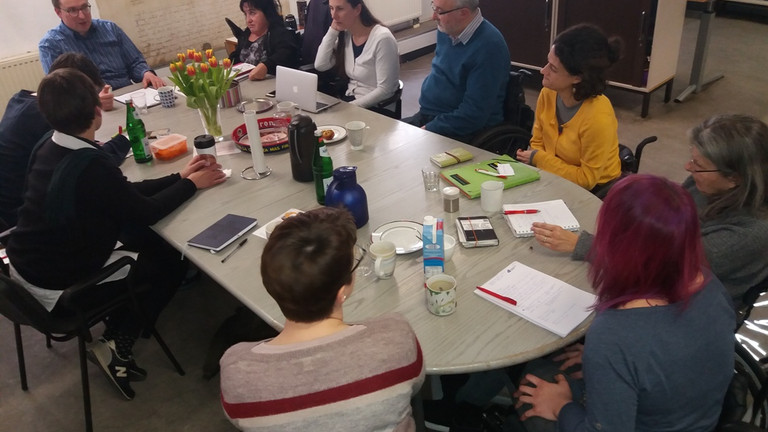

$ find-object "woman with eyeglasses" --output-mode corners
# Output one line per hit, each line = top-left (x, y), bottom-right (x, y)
(514, 174), (735, 432)
(314, 0), (399, 108)
(532, 114), (768, 308)
(220, 207), (425, 431)
(515, 24), (623, 196)
(228, 0), (299, 81)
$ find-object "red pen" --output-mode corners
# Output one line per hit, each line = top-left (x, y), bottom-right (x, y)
(503, 209), (539, 215)
(476, 286), (517, 306)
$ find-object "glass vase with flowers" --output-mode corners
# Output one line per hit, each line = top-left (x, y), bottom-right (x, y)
(168, 49), (237, 140)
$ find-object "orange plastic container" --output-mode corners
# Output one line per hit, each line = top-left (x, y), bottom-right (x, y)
(150, 134), (188, 160)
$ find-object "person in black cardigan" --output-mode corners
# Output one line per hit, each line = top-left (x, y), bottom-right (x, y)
(7, 68), (226, 400)
(228, 0), (300, 80)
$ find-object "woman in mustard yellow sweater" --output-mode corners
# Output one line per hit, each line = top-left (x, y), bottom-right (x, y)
(516, 24), (622, 194)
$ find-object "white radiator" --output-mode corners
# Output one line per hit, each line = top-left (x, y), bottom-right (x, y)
(367, 0), (422, 27)
(0, 53), (45, 118)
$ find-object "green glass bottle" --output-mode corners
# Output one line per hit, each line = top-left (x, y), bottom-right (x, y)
(126, 100), (153, 163)
(312, 130), (334, 205)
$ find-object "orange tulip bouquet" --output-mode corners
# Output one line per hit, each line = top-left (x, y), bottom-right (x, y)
(168, 49), (236, 138)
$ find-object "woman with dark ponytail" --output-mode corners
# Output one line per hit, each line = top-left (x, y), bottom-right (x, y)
(314, 0), (399, 108)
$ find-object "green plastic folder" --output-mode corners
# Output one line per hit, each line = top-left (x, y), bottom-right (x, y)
(440, 157), (540, 199)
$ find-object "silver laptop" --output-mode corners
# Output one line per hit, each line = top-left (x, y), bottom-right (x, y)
(275, 66), (340, 113)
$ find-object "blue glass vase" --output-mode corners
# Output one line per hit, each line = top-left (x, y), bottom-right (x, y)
(325, 166), (369, 228)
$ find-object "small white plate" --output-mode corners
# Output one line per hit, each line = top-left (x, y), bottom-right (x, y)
(371, 221), (423, 254)
(316, 125), (347, 144)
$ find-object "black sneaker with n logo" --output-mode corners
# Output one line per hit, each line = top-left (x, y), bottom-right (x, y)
(87, 338), (135, 400)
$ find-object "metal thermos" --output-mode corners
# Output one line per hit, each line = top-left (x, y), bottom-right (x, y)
(288, 114), (317, 182)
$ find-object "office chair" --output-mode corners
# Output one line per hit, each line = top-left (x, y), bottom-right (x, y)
(370, 80), (404, 119)
(0, 257), (185, 432)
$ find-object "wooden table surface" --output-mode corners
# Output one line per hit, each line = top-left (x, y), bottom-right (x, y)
(100, 78), (603, 375)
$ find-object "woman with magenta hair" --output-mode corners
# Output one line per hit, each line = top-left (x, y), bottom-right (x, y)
(314, 0), (399, 108)
(513, 175), (735, 431)
(532, 114), (768, 309)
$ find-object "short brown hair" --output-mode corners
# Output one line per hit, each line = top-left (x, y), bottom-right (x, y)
(261, 207), (357, 322)
(37, 68), (99, 135)
(49, 52), (105, 88)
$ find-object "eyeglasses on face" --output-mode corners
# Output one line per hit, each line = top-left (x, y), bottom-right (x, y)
(350, 244), (367, 274)
(430, 1), (465, 15)
(59, 2), (91, 17)
(686, 160), (721, 174)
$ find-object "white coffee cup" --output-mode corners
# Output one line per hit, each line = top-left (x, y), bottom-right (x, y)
(481, 181), (504, 212)
(444, 234), (457, 262)
(426, 274), (457, 316)
(369, 241), (396, 279)
(345, 121), (369, 150)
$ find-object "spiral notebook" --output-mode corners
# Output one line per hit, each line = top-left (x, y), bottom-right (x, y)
(503, 199), (579, 238)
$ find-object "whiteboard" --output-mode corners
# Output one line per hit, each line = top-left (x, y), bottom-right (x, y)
(0, 0), (101, 58)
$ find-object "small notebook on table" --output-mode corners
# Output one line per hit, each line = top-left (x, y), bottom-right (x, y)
(456, 216), (499, 248)
(430, 147), (474, 167)
(440, 158), (540, 199)
(502, 199), (579, 238)
(187, 214), (258, 252)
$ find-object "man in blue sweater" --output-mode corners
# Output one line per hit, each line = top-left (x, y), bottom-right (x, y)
(403, 0), (509, 143)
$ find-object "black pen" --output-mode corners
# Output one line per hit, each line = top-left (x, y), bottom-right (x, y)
(221, 237), (248, 263)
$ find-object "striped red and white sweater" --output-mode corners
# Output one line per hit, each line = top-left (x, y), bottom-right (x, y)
(220, 314), (425, 431)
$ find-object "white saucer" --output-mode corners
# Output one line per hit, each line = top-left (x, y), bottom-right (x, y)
(371, 220), (423, 254)
(316, 125), (347, 144)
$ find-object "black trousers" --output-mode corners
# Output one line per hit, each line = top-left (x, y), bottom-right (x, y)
(52, 226), (187, 339)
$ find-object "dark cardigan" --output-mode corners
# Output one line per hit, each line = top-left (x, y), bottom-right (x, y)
(228, 21), (300, 75)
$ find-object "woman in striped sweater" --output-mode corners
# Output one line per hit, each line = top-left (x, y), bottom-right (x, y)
(220, 207), (425, 431)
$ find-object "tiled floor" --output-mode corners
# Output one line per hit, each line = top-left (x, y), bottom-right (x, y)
(1, 11), (768, 432)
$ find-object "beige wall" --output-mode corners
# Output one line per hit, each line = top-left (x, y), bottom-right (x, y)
(97, 0), (241, 68)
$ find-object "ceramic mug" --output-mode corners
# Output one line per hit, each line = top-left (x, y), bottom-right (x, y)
(426, 274), (457, 316)
(369, 241), (396, 279)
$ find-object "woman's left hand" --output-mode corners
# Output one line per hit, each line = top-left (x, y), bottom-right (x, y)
(516, 149), (534, 165)
(248, 63), (268, 81)
(514, 374), (573, 421)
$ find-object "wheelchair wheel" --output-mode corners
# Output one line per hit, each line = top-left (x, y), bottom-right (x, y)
(735, 341), (768, 428)
(470, 124), (532, 159)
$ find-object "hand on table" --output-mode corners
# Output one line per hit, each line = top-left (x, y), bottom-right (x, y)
(532, 222), (578, 253)
(553, 343), (584, 379)
(99, 85), (114, 111)
(142, 71), (166, 89)
(248, 63), (268, 81)
(181, 155), (227, 189)
(516, 149), (534, 165)
(514, 374), (572, 422)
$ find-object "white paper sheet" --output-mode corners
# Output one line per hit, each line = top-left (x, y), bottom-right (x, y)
(475, 261), (596, 337)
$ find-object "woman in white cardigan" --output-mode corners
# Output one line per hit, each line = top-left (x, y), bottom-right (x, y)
(314, 0), (399, 108)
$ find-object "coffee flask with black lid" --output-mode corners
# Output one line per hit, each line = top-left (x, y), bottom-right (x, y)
(288, 114), (317, 182)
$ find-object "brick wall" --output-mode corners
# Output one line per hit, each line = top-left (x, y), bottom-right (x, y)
(96, 0), (261, 68)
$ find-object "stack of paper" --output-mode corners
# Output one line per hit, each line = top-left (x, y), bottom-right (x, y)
(475, 261), (596, 337)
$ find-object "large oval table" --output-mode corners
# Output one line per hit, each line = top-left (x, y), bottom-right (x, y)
(99, 78), (602, 376)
